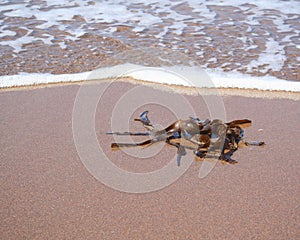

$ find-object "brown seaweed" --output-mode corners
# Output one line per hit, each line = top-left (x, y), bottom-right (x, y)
(108, 111), (265, 166)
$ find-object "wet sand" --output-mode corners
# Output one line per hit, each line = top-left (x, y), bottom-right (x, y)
(1, 1), (299, 80)
(1, 82), (299, 240)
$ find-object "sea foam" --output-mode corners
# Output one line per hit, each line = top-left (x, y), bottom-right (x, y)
(1, 64), (299, 93)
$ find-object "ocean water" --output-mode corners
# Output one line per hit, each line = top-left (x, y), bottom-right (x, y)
(0, 0), (299, 91)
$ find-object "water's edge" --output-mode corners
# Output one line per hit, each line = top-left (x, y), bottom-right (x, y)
(1, 64), (299, 100)
(1, 64), (299, 91)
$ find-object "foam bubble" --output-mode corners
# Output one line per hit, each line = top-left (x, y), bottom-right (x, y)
(246, 38), (286, 73)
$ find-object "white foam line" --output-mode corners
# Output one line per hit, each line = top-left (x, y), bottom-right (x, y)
(0, 64), (300, 92)
(0, 72), (89, 88)
(205, 69), (300, 92)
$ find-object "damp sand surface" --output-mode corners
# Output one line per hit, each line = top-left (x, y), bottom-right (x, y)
(1, 82), (299, 240)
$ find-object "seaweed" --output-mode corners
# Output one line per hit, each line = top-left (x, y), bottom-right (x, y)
(108, 111), (265, 166)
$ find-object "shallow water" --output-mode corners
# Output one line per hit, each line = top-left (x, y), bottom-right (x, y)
(0, 0), (299, 82)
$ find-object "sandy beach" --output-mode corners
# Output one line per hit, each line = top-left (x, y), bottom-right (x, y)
(1, 81), (299, 240)
(1, 0), (299, 239)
